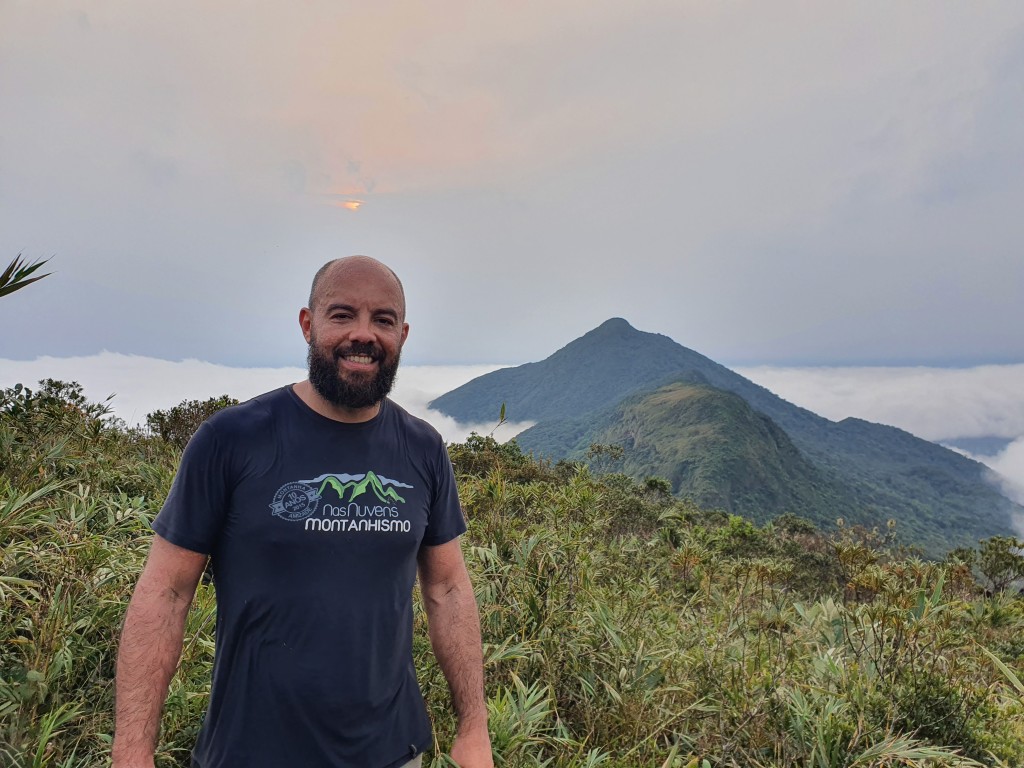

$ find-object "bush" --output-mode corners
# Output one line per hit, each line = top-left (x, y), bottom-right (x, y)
(146, 395), (239, 448)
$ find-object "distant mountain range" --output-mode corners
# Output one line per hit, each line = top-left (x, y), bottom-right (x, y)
(430, 318), (1021, 555)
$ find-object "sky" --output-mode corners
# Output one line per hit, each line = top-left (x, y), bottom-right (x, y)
(2, 2), (1023, 368)
(2, 3), (1023, 519)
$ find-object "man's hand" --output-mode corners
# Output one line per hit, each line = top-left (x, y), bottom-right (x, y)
(450, 729), (493, 768)
(111, 760), (156, 768)
(449, 725), (494, 768)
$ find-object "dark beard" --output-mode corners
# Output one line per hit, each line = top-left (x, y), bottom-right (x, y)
(307, 340), (400, 410)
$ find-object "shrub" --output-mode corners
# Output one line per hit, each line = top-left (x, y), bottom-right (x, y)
(978, 536), (1024, 594)
(146, 395), (239, 448)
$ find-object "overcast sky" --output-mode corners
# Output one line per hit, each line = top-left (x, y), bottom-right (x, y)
(3, 3), (1024, 523)
(2, 2), (1023, 368)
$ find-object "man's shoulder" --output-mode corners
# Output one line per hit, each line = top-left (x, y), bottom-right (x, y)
(385, 399), (445, 446)
(204, 385), (292, 439)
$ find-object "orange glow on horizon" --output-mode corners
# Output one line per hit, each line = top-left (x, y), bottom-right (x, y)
(337, 199), (364, 211)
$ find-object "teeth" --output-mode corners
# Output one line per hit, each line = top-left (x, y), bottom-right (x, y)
(345, 354), (374, 364)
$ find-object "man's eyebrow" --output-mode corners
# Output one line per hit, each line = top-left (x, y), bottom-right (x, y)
(323, 302), (400, 319)
(324, 302), (356, 314)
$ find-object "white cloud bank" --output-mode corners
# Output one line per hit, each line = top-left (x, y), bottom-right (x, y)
(0, 353), (531, 444)
(2, 355), (1021, 523)
(982, 439), (1024, 508)
(735, 364), (1024, 442)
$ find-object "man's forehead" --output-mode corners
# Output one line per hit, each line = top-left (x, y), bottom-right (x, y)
(315, 259), (406, 313)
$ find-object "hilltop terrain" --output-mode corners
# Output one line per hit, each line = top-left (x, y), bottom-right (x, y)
(2, 382), (1023, 766)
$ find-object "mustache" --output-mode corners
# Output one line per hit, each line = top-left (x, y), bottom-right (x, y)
(333, 342), (382, 361)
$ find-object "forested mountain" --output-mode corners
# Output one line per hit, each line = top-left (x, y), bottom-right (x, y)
(519, 380), (853, 527)
(430, 318), (1021, 554)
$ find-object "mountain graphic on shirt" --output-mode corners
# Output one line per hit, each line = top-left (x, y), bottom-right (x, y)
(314, 471), (409, 504)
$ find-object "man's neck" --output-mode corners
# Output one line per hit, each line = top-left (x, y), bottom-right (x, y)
(292, 380), (382, 423)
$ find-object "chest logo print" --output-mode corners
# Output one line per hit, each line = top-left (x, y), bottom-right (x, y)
(317, 471), (408, 504)
(270, 472), (414, 522)
(269, 482), (321, 521)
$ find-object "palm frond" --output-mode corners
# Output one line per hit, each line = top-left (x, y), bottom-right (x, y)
(0, 254), (52, 297)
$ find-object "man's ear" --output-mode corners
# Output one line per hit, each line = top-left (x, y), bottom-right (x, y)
(299, 307), (313, 343)
(401, 322), (410, 346)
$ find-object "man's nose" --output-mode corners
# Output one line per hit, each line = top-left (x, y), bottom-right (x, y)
(348, 316), (377, 343)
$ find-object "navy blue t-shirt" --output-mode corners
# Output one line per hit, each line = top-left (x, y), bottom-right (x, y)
(153, 386), (467, 768)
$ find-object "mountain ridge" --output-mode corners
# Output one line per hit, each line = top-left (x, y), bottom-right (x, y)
(430, 318), (1020, 554)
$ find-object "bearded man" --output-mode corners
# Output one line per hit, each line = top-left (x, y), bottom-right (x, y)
(113, 256), (493, 768)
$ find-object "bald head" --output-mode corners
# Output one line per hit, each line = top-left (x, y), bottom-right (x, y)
(307, 256), (406, 319)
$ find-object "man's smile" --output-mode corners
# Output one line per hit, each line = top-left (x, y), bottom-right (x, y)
(334, 345), (382, 373)
(341, 353), (375, 365)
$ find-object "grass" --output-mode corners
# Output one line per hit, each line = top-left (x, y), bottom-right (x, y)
(2, 385), (1024, 767)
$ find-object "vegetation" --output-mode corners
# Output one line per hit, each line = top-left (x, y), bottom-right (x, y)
(1, 255), (51, 298)
(3, 382), (1024, 767)
(519, 381), (849, 527)
(950, 538), (1024, 595)
(145, 396), (239, 449)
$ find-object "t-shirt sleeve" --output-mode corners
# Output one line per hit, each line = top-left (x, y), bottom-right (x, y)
(421, 440), (467, 547)
(152, 420), (232, 554)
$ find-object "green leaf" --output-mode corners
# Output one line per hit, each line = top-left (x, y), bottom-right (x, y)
(979, 644), (1024, 695)
(0, 254), (52, 298)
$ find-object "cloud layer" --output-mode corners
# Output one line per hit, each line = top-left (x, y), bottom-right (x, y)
(3, 353), (1020, 531)
(0, 353), (530, 443)
(2, 351), (1018, 452)
(735, 364), (1024, 442)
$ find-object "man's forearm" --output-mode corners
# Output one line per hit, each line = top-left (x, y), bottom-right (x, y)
(424, 576), (488, 733)
(112, 576), (194, 764)
(419, 540), (493, 767)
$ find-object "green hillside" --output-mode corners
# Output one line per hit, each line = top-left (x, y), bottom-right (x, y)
(518, 381), (852, 527)
(3, 383), (1024, 766)
(430, 319), (1021, 554)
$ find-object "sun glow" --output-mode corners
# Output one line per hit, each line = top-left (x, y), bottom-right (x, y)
(337, 199), (364, 211)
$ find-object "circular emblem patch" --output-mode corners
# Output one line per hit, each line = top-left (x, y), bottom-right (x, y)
(270, 482), (321, 521)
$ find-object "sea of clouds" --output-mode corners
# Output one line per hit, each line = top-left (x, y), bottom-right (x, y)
(0, 352), (532, 443)
(2, 354), (1022, 522)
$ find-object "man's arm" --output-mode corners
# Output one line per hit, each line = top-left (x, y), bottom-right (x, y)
(112, 535), (208, 767)
(418, 539), (493, 768)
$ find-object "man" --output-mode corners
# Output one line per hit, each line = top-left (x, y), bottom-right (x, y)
(113, 256), (493, 768)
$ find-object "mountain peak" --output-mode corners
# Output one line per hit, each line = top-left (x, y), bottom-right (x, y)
(596, 317), (634, 330)
(585, 317), (641, 339)
(429, 317), (714, 424)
